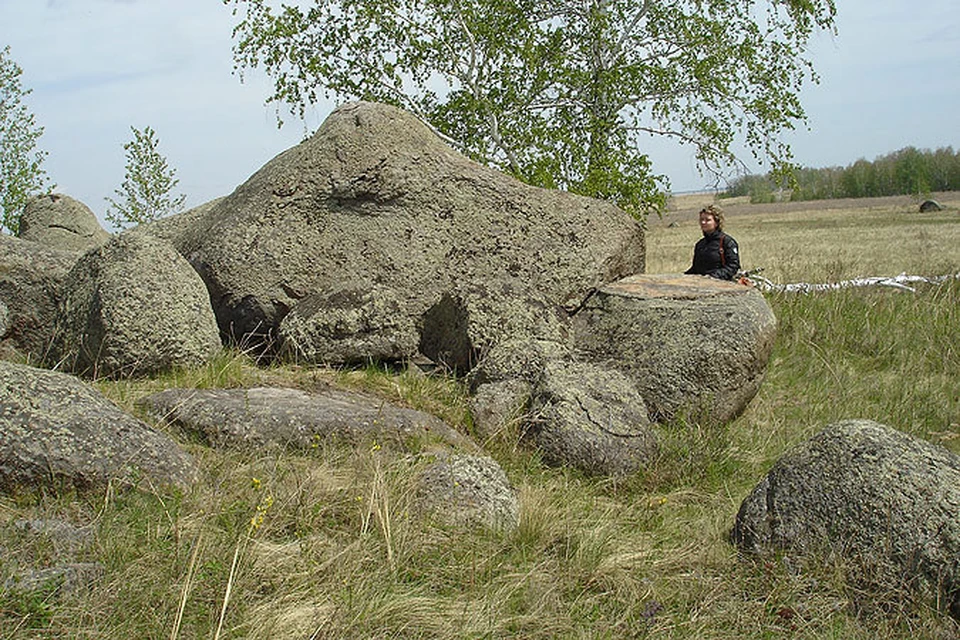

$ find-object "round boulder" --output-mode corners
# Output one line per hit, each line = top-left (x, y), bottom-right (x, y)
(572, 274), (777, 424)
(414, 452), (519, 530)
(526, 359), (658, 477)
(732, 419), (960, 619)
(18, 193), (110, 252)
(47, 231), (221, 378)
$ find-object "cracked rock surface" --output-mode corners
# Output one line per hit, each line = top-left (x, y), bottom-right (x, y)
(527, 359), (657, 477)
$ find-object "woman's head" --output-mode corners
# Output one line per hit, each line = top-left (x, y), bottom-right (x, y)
(698, 205), (724, 233)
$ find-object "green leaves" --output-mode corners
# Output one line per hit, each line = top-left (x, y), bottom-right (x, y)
(104, 126), (186, 229)
(226, 0), (836, 220)
(0, 45), (53, 235)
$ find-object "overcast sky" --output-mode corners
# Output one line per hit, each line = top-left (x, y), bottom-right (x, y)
(2, 0), (958, 227)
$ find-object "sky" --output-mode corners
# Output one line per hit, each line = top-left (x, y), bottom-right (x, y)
(1, 0), (958, 227)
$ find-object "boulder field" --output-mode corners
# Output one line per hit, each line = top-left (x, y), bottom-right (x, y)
(2, 100), (777, 479)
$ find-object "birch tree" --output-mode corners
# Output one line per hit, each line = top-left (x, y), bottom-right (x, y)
(105, 125), (186, 229)
(227, 0), (836, 218)
(0, 45), (52, 234)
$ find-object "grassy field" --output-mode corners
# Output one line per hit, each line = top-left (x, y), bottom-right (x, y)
(1, 195), (959, 638)
(650, 191), (960, 282)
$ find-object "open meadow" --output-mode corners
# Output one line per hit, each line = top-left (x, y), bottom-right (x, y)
(1, 194), (959, 639)
(650, 191), (960, 282)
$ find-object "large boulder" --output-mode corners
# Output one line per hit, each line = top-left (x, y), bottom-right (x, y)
(732, 419), (960, 619)
(18, 193), (110, 252)
(0, 234), (78, 358)
(47, 231), (221, 378)
(137, 386), (477, 453)
(170, 101), (643, 353)
(0, 361), (198, 492)
(572, 274), (777, 424)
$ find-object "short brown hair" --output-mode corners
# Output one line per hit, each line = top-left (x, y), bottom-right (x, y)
(699, 204), (725, 231)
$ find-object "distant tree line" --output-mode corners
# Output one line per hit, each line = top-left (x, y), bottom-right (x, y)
(724, 146), (960, 203)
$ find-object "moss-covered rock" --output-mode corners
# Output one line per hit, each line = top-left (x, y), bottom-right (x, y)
(732, 419), (960, 619)
(0, 361), (198, 492)
(47, 231), (221, 378)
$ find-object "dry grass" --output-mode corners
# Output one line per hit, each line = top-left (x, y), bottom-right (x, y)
(1, 194), (959, 638)
(649, 191), (960, 282)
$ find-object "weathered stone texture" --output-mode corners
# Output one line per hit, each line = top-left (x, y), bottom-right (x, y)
(732, 419), (960, 619)
(0, 361), (198, 492)
(18, 193), (110, 253)
(169, 101), (643, 352)
(279, 283), (419, 365)
(138, 386), (477, 453)
(526, 359), (657, 477)
(47, 231), (221, 377)
(415, 453), (519, 530)
(0, 235), (77, 358)
(573, 274), (777, 424)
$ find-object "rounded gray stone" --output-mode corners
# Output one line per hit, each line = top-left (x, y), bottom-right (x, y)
(414, 452), (519, 530)
(18, 193), (110, 252)
(526, 359), (658, 477)
(0, 234), (78, 358)
(732, 419), (960, 619)
(0, 361), (198, 492)
(48, 231), (221, 378)
(279, 283), (419, 365)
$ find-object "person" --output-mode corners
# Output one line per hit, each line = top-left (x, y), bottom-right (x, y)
(684, 204), (740, 280)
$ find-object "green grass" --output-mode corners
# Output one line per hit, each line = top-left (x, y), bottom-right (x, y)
(1, 198), (959, 638)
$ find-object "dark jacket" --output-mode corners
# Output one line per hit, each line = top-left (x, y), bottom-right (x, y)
(685, 230), (740, 280)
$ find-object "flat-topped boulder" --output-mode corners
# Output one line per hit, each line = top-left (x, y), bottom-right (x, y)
(138, 386), (477, 453)
(572, 274), (776, 424)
